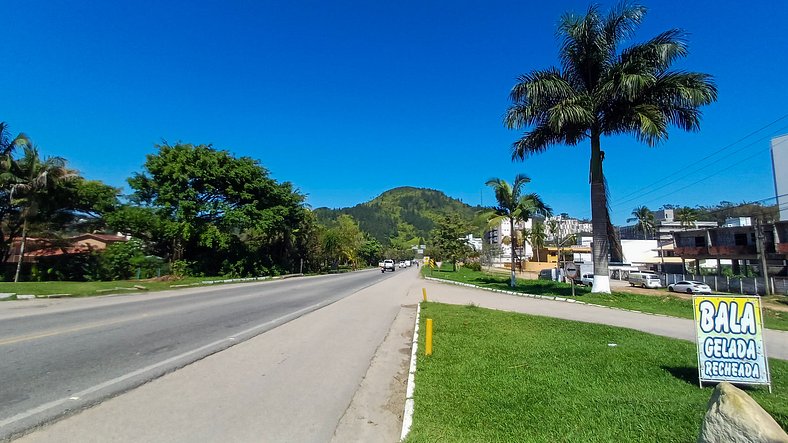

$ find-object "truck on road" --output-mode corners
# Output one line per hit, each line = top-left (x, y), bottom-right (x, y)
(380, 259), (396, 273)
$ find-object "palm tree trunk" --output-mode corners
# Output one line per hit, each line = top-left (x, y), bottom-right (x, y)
(509, 218), (516, 287)
(13, 219), (28, 283)
(590, 131), (611, 293)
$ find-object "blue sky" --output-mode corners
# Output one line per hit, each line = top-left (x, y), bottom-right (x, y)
(2, 1), (787, 225)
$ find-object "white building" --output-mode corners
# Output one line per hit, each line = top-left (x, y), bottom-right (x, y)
(724, 217), (752, 227)
(544, 215), (592, 240)
(485, 217), (536, 264)
(464, 234), (483, 252)
(772, 134), (788, 221)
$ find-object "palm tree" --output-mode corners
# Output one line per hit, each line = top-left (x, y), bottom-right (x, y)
(528, 221), (546, 262)
(2, 144), (73, 282)
(504, 3), (716, 293)
(627, 206), (655, 239)
(485, 174), (552, 287)
(675, 206), (698, 229)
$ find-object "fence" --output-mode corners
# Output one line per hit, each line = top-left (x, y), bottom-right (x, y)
(661, 273), (788, 296)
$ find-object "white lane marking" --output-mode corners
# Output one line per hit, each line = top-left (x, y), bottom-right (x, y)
(400, 301), (421, 441)
(0, 301), (325, 430)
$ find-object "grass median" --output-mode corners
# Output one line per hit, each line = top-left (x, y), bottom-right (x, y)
(422, 266), (788, 332)
(0, 276), (266, 299)
(406, 302), (787, 442)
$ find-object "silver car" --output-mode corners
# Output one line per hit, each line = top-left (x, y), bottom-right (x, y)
(668, 280), (711, 294)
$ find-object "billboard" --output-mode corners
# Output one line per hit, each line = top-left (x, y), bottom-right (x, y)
(693, 295), (771, 388)
(771, 134), (788, 221)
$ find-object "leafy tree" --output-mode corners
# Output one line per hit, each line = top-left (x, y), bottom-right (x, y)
(357, 237), (383, 266)
(504, 3), (716, 292)
(627, 206), (655, 239)
(429, 213), (472, 271)
(123, 142), (310, 276)
(485, 174), (551, 286)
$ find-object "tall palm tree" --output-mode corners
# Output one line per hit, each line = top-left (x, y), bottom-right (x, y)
(504, 3), (716, 293)
(2, 144), (73, 282)
(627, 206), (655, 239)
(485, 174), (552, 287)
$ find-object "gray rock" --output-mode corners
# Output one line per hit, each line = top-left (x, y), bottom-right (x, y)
(698, 382), (788, 443)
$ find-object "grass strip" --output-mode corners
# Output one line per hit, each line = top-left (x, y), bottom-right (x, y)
(423, 266), (788, 332)
(406, 302), (787, 443)
(0, 276), (263, 299)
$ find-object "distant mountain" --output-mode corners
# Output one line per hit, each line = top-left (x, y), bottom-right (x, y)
(313, 187), (485, 245)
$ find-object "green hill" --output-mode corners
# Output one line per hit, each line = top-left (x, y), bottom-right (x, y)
(313, 187), (485, 245)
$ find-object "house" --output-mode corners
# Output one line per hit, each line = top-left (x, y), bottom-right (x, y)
(672, 221), (787, 276)
(7, 233), (129, 263)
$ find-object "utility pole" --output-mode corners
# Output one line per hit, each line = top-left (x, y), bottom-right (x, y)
(755, 219), (772, 295)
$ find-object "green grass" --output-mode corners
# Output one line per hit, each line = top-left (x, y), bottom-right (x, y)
(0, 276), (258, 299)
(406, 302), (788, 443)
(423, 266), (788, 332)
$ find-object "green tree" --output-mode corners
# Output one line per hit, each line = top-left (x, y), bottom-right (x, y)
(429, 213), (472, 271)
(485, 174), (552, 286)
(124, 142), (310, 276)
(627, 206), (656, 239)
(2, 144), (74, 282)
(504, 3), (716, 292)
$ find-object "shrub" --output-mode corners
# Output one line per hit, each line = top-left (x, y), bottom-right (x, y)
(464, 261), (482, 271)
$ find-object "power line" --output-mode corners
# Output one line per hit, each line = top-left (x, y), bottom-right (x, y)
(614, 112), (788, 203)
(612, 128), (788, 209)
(637, 141), (784, 207)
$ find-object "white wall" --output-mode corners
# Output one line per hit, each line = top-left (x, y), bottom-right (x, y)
(621, 240), (659, 265)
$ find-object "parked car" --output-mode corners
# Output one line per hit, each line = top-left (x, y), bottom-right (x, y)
(628, 272), (662, 289)
(398, 261), (406, 268)
(668, 280), (711, 294)
(580, 273), (594, 286)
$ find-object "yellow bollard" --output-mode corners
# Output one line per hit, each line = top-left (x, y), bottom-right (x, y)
(425, 318), (433, 356)
(422, 287), (427, 302)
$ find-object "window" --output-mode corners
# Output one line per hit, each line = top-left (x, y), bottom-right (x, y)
(734, 233), (747, 246)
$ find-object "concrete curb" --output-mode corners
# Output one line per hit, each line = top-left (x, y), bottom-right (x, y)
(399, 301), (421, 441)
(423, 276), (675, 319)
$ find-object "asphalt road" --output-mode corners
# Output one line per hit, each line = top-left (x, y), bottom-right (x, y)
(0, 269), (399, 440)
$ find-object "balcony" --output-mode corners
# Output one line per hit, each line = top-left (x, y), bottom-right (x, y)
(674, 246), (708, 257)
(708, 245), (757, 256)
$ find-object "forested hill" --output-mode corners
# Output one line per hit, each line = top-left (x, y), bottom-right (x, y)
(313, 187), (484, 245)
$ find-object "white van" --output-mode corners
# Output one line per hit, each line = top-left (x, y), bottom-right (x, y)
(628, 272), (662, 289)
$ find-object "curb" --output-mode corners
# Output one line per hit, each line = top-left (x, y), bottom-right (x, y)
(400, 301), (421, 441)
(423, 277), (675, 318)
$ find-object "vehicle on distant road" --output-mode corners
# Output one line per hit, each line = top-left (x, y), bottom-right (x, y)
(579, 273), (594, 286)
(628, 272), (662, 289)
(398, 261), (406, 268)
(668, 280), (711, 294)
(381, 259), (396, 273)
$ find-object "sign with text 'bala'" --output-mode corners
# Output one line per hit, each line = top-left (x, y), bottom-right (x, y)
(693, 295), (771, 388)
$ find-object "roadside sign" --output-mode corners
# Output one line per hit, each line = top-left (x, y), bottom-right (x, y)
(692, 295), (771, 391)
(564, 263), (578, 279)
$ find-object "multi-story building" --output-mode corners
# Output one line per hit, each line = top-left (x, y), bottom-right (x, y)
(483, 217), (542, 265)
(543, 214), (592, 240)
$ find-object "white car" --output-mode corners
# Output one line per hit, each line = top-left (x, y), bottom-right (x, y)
(398, 261), (406, 268)
(668, 281), (711, 294)
(580, 273), (594, 286)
